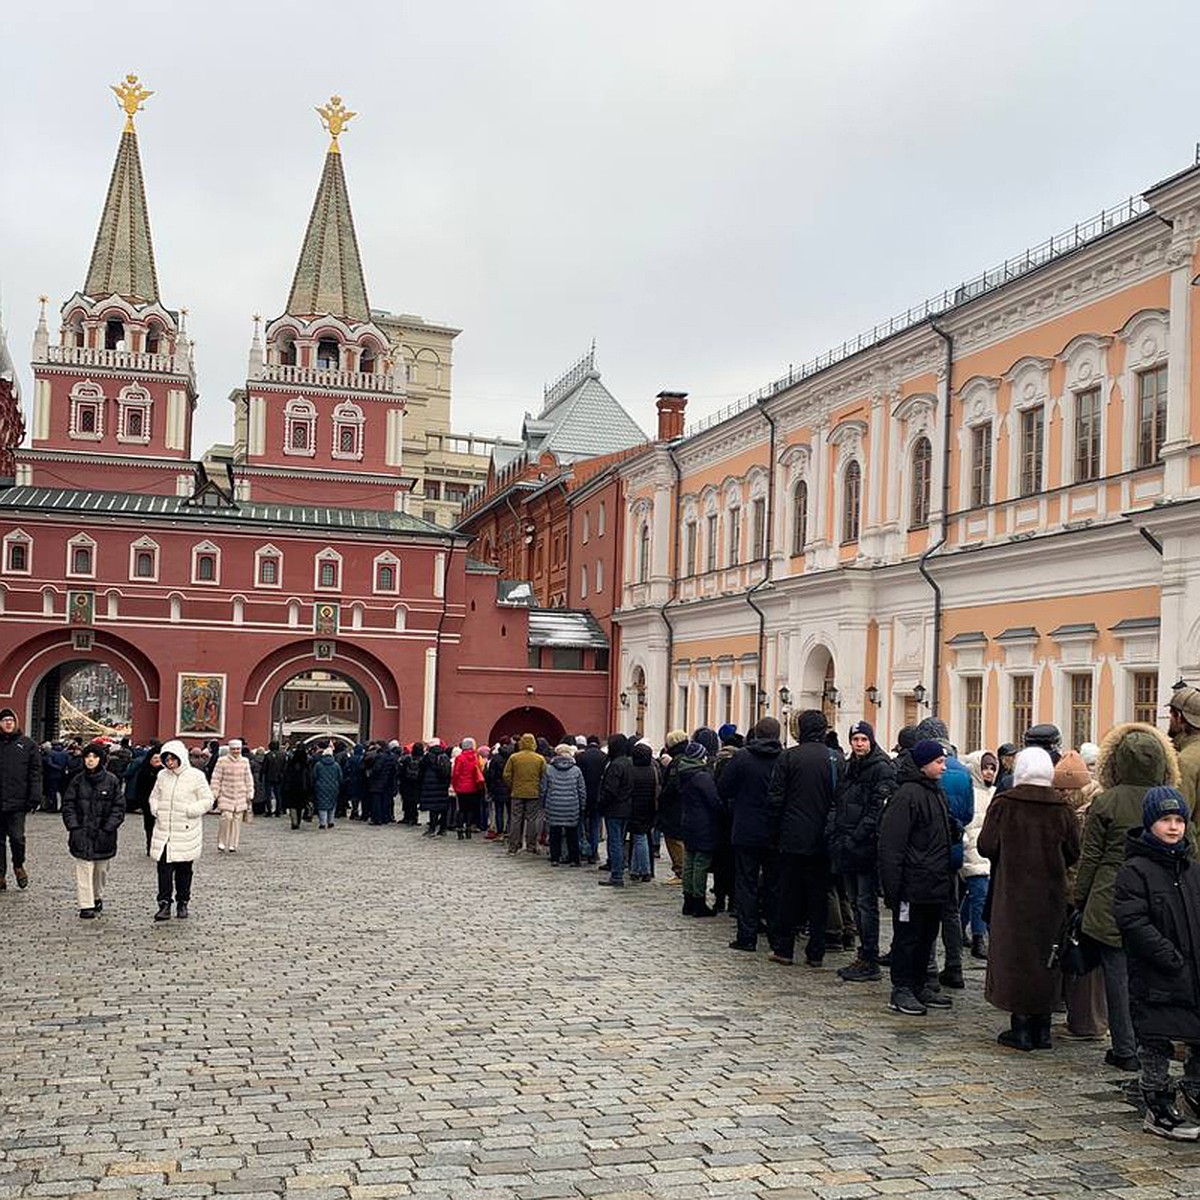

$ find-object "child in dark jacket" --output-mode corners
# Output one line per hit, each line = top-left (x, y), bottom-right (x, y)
(1114, 786), (1200, 1141)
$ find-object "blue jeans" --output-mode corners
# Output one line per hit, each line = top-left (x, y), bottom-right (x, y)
(844, 868), (880, 961)
(605, 818), (628, 881)
(630, 832), (651, 877)
(960, 874), (989, 936)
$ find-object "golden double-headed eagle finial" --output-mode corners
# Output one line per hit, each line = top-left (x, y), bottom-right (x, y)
(316, 95), (356, 153)
(112, 73), (153, 133)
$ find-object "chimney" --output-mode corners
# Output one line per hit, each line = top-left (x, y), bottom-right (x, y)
(655, 391), (688, 441)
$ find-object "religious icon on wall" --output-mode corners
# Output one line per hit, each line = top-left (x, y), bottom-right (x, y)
(314, 602), (340, 636)
(177, 673), (226, 737)
(67, 590), (95, 626)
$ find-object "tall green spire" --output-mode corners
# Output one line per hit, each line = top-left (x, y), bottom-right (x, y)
(84, 75), (160, 303)
(285, 99), (371, 323)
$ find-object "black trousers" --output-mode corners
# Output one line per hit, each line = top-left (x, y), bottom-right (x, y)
(549, 824), (581, 864)
(0, 810), (27, 875)
(733, 846), (778, 947)
(156, 847), (194, 904)
(889, 900), (942, 994)
(771, 851), (830, 962)
(142, 806), (155, 855)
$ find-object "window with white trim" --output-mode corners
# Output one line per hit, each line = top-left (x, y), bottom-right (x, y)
(580, 564), (588, 599)
(1074, 387), (1102, 482)
(841, 461), (861, 545)
(255, 544), (283, 588)
(191, 541), (221, 585)
(582, 512), (590, 543)
(1137, 366), (1168, 467)
(128, 536), (159, 582)
(284, 397), (317, 457)
(332, 401), (365, 461)
(969, 424), (992, 507)
(66, 533), (96, 578)
(637, 522), (650, 583)
(315, 549), (342, 591)
(598, 501), (606, 537)
(728, 506), (741, 565)
(69, 381), (105, 441)
(117, 384), (152, 444)
(910, 437), (932, 528)
(595, 558), (603, 593)
(3, 529), (31, 575)
(792, 481), (808, 555)
(683, 519), (698, 576)
(373, 552), (399, 594)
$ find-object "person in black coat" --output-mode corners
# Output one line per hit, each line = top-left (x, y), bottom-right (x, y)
(598, 734), (634, 886)
(765, 709), (839, 966)
(828, 720), (896, 980)
(1114, 786), (1200, 1138)
(0, 706), (43, 891)
(485, 740), (512, 838)
(61, 741), (124, 918)
(679, 741), (723, 916)
(418, 744), (452, 836)
(281, 744), (313, 830)
(398, 743), (424, 826)
(628, 741), (659, 881)
(263, 740), (286, 816)
(655, 732), (689, 880)
(130, 742), (163, 854)
(577, 736), (607, 864)
(718, 717), (782, 950)
(365, 743), (398, 825)
(877, 740), (954, 1015)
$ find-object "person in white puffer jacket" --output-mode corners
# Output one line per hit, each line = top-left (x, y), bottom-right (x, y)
(960, 749), (998, 960)
(149, 739), (213, 922)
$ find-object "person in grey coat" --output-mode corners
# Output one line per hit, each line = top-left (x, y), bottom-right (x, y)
(541, 744), (586, 866)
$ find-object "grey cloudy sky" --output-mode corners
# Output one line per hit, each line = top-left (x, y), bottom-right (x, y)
(3, 0), (1200, 453)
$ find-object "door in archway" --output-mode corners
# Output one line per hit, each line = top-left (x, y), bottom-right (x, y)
(271, 670), (371, 748)
(487, 706), (565, 747)
(821, 659), (838, 727)
(30, 661), (133, 743)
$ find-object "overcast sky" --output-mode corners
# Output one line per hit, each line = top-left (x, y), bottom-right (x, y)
(3, 0), (1200, 454)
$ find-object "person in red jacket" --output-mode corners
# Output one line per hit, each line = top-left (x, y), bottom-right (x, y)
(450, 737), (485, 839)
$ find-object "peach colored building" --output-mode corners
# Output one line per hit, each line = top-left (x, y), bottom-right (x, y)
(615, 158), (1200, 754)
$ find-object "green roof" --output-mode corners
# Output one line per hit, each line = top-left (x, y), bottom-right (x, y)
(0, 486), (450, 537)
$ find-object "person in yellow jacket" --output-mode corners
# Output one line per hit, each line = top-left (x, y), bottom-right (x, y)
(503, 733), (546, 855)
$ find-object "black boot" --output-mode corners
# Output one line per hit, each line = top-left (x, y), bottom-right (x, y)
(1143, 1086), (1200, 1140)
(1032, 1014), (1052, 1050)
(153, 901), (172, 922)
(938, 964), (965, 989)
(682, 895), (697, 917)
(1178, 1079), (1200, 1120)
(997, 1014), (1034, 1052)
(971, 934), (988, 960)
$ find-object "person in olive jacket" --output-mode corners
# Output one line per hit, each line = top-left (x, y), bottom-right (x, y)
(0, 706), (43, 891)
(828, 719), (896, 980)
(61, 740), (125, 918)
(718, 717), (782, 950)
(877, 739), (954, 1016)
(1075, 721), (1184, 1072)
(765, 709), (840, 966)
(1114, 786), (1200, 1139)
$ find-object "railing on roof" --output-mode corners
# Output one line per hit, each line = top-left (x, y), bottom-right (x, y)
(682, 194), (1152, 438)
(542, 343), (597, 413)
(458, 448), (535, 518)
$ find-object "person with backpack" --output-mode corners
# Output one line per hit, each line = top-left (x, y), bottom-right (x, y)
(398, 743), (424, 826)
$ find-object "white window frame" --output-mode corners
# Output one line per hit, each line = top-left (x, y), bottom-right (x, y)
(1058, 335), (1112, 488)
(598, 501), (606, 537)
(128, 536), (160, 583)
(582, 512), (590, 544)
(595, 557), (603, 593)
(69, 381), (105, 441)
(3, 528), (32, 576)
(315, 548), (343, 592)
(331, 400), (365, 461)
(580, 564), (588, 598)
(254, 543), (283, 589)
(284, 396), (317, 458)
(66, 532), (97, 579)
(190, 540), (222, 586)
(116, 384), (152, 445)
(372, 551), (400, 595)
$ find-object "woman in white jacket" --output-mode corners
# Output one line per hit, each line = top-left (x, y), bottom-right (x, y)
(211, 739), (253, 853)
(149, 739), (213, 921)
(960, 750), (998, 959)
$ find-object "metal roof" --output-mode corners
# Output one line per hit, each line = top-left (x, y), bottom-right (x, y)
(527, 609), (608, 650)
(0, 486), (448, 537)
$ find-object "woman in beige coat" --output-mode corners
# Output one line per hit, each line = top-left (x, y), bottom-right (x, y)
(211, 740), (254, 853)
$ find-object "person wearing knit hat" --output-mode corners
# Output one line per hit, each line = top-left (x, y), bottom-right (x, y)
(61, 741), (124, 918)
(1052, 750), (1090, 792)
(0, 704), (41, 892)
(978, 745), (1080, 1052)
(1079, 742), (1100, 772)
(1114, 783), (1200, 1138)
(717, 723), (739, 745)
(656, 731), (691, 882)
(876, 733), (950, 1015)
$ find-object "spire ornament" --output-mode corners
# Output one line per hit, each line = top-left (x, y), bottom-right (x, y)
(112, 73), (153, 133)
(316, 95), (356, 154)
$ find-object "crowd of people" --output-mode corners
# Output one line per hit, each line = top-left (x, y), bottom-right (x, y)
(3, 684), (1200, 1141)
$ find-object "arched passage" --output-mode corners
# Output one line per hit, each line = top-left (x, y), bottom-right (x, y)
(487, 706), (565, 747)
(242, 641), (400, 747)
(0, 629), (161, 742)
(271, 669), (371, 748)
(798, 642), (836, 721)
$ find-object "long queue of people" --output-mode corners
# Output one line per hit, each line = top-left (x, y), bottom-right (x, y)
(4, 686), (1200, 1141)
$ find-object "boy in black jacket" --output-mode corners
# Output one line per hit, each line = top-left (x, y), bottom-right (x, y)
(1114, 786), (1200, 1140)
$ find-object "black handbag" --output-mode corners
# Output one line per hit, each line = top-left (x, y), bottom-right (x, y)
(1050, 908), (1101, 976)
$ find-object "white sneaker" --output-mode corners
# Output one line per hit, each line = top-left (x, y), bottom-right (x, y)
(217, 843), (226, 851)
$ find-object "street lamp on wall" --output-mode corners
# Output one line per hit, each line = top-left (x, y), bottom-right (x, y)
(778, 685), (791, 708)
(913, 683), (928, 709)
(1174, 676), (1188, 692)
(866, 685), (880, 707)
(822, 681), (841, 709)
(619, 691), (629, 709)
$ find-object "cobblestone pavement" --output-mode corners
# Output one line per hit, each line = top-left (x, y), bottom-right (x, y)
(3, 812), (1199, 1199)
